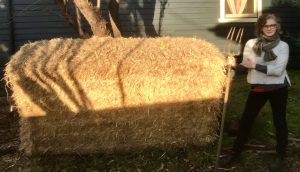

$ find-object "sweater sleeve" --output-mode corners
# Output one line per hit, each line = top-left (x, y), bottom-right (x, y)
(242, 40), (254, 63)
(235, 64), (248, 72)
(233, 40), (254, 73)
(266, 42), (289, 76)
(255, 64), (267, 73)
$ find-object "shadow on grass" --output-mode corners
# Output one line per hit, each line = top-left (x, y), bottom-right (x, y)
(19, 145), (216, 171)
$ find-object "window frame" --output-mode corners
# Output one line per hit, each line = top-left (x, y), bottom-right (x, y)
(218, 0), (262, 23)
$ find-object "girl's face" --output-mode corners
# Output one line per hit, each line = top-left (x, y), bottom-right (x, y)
(262, 18), (277, 37)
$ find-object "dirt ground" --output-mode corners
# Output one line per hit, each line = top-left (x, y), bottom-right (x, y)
(0, 96), (20, 171)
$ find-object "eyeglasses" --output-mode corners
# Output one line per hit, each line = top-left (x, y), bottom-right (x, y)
(263, 24), (277, 30)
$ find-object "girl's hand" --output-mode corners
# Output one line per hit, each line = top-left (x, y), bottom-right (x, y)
(227, 56), (236, 67)
(241, 58), (256, 69)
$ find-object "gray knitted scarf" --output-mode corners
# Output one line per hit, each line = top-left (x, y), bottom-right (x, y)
(253, 34), (280, 62)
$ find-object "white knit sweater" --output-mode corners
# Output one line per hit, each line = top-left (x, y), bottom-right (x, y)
(242, 38), (291, 85)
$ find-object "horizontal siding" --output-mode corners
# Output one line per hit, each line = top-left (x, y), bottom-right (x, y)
(15, 28), (79, 34)
(13, 4), (109, 10)
(0, 10), (7, 16)
(14, 21), (76, 28)
(122, 0), (214, 3)
(120, 20), (218, 27)
(0, 33), (9, 40)
(0, 0), (9, 60)
(0, 16), (7, 22)
(121, 24), (219, 32)
(119, 2), (217, 9)
(120, 0), (221, 41)
(10, 10), (61, 16)
(13, 16), (73, 22)
(0, 0), (9, 36)
(12, 0), (79, 51)
(120, 8), (217, 15)
(13, 4), (57, 10)
(12, 0), (110, 5)
(15, 33), (78, 40)
(0, 19), (9, 31)
(13, 0), (54, 4)
(0, 23), (9, 29)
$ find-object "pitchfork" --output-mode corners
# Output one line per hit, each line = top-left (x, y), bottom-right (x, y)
(215, 27), (244, 170)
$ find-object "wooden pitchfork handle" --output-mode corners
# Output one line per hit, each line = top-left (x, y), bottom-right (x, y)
(215, 27), (244, 171)
(215, 56), (234, 170)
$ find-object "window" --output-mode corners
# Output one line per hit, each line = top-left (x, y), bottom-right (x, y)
(219, 0), (262, 22)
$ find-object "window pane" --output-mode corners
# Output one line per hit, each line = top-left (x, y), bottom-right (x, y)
(243, 0), (255, 13)
(225, 0), (256, 15)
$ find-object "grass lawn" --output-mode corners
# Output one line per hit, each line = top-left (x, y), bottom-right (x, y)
(226, 69), (300, 143)
(1, 70), (300, 172)
(219, 69), (300, 171)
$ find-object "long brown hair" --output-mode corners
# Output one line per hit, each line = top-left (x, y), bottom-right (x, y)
(255, 13), (282, 36)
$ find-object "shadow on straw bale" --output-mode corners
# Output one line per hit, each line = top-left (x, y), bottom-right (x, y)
(4, 36), (226, 155)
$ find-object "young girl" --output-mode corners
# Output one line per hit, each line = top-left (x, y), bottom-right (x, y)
(221, 14), (290, 171)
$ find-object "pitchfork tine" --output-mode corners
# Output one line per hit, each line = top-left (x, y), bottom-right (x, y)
(230, 27), (236, 41)
(239, 28), (244, 44)
(226, 27), (233, 40)
(236, 28), (244, 55)
(226, 27), (236, 54)
(228, 27), (235, 53)
(235, 28), (243, 55)
(235, 28), (242, 42)
(225, 27), (244, 56)
(224, 27), (233, 53)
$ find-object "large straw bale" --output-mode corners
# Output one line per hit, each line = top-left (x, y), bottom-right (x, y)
(5, 36), (226, 155)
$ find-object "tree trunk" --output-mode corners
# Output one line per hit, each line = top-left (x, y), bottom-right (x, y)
(73, 0), (108, 36)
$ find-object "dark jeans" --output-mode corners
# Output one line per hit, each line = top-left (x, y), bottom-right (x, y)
(233, 87), (288, 156)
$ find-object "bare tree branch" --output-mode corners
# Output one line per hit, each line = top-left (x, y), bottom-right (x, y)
(73, 0), (108, 36)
